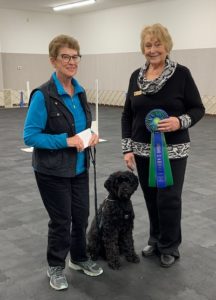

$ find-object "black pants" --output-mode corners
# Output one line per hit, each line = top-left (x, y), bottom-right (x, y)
(135, 156), (187, 256)
(35, 171), (89, 267)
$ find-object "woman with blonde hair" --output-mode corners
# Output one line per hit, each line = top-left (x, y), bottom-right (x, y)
(121, 24), (205, 267)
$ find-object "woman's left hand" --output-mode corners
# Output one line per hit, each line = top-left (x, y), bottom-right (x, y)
(157, 117), (180, 132)
(88, 132), (99, 147)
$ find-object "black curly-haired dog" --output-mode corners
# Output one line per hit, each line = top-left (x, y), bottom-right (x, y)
(87, 170), (140, 269)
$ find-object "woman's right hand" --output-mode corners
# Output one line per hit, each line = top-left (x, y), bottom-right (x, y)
(124, 152), (136, 171)
(67, 135), (84, 152)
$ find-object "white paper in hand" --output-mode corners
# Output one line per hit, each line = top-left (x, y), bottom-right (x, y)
(77, 128), (92, 149)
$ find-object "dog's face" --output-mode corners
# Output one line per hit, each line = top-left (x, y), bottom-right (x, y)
(104, 171), (139, 200)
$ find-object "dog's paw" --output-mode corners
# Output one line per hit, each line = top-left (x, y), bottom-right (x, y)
(90, 255), (99, 261)
(108, 260), (121, 270)
(125, 254), (140, 263)
(88, 249), (99, 261)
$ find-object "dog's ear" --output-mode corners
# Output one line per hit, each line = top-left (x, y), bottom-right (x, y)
(104, 173), (118, 193)
(104, 177), (112, 192)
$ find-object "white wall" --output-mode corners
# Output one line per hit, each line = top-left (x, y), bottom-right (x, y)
(0, 0), (216, 54)
(0, 42), (3, 89)
(0, 9), (73, 54)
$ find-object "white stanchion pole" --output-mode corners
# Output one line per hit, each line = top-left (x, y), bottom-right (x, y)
(26, 81), (31, 102)
(91, 78), (105, 140)
(95, 79), (99, 133)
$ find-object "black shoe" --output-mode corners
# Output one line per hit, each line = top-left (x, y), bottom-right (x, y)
(142, 245), (156, 257)
(160, 254), (175, 268)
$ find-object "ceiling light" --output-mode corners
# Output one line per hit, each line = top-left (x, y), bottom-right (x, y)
(53, 0), (96, 11)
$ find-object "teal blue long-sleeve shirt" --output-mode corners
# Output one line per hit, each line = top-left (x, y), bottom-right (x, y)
(23, 72), (87, 175)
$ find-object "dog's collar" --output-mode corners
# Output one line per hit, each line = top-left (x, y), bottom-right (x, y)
(105, 197), (115, 202)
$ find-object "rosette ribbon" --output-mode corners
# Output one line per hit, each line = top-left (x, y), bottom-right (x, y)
(145, 109), (173, 188)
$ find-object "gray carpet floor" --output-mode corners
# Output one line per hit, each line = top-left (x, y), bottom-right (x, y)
(0, 106), (216, 300)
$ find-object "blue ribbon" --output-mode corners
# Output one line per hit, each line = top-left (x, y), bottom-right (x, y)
(154, 132), (166, 188)
(145, 109), (173, 188)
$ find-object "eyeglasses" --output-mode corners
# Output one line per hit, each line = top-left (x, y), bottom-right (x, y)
(58, 54), (82, 63)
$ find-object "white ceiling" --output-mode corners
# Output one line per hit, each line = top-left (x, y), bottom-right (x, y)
(0, 0), (158, 15)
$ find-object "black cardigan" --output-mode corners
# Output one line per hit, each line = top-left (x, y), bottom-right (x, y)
(121, 64), (205, 149)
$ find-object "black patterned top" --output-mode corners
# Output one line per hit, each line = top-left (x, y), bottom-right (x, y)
(121, 64), (205, 159)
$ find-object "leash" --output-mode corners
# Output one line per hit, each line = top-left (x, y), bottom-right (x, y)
(89, 146), (100, 232)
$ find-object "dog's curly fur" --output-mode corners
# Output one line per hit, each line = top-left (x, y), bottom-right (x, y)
(87, 171), (140, 269)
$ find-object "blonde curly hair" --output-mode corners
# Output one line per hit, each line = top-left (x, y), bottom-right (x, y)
(140, 23), (173, 54)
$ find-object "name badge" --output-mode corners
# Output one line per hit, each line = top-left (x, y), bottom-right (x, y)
(134, 90), (142, 96)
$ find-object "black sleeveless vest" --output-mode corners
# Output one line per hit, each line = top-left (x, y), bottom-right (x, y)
(30, 77), (92, 177)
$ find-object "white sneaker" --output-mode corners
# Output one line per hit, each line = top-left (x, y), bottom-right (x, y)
(69, 259), (103, 277)
(142, 245), (156, 257)
(47, 266), (68, 290)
